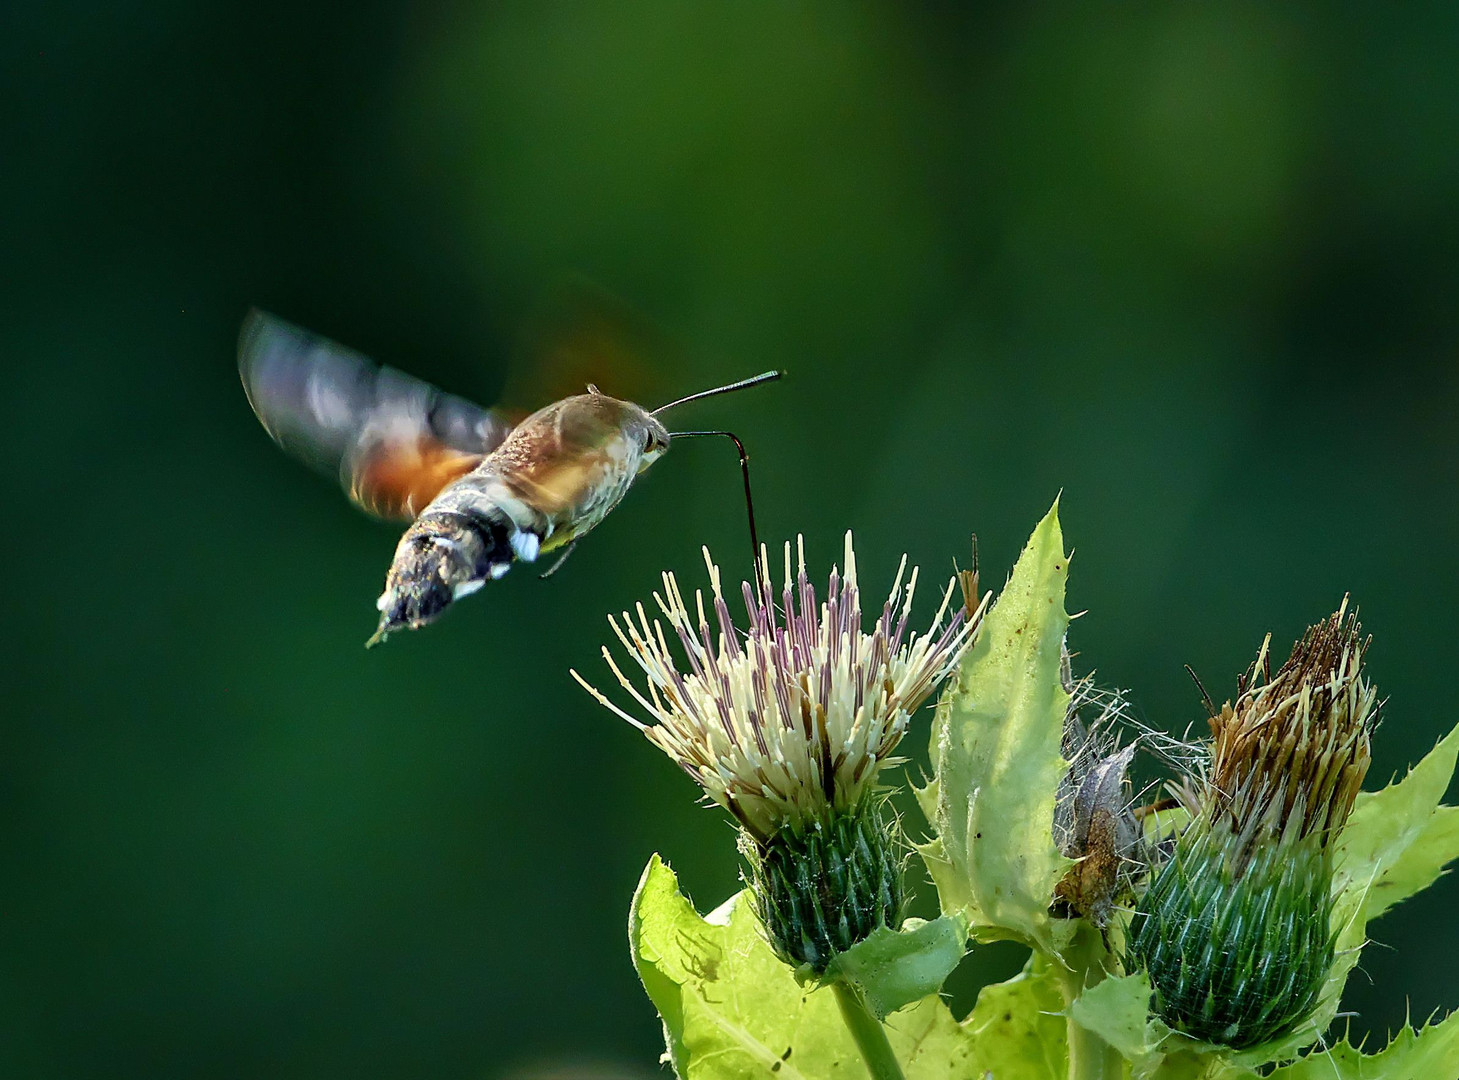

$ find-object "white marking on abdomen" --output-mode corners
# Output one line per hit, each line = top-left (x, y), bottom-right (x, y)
(511, 531), (541, 562)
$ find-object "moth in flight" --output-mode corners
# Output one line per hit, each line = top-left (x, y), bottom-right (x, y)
(239, 310), (780, 646)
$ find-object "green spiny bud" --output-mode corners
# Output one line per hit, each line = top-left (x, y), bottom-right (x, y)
(1129, 824), (1333, 1048)
(1128, 601), (1375, 1050)
(744, 801), (905, 974)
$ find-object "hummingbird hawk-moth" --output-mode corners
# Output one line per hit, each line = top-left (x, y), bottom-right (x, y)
(239, 310), (779, 646)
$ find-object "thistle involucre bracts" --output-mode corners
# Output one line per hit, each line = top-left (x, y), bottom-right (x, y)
(574, 533), (982, 972)
(1127, 600), (1376, 1049)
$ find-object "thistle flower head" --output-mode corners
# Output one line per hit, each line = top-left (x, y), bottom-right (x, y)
(1129, 599), (1378, 1050)
(573, 532), (982, 843)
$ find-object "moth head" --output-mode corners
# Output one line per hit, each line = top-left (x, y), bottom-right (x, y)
(640, 414), (671, 470)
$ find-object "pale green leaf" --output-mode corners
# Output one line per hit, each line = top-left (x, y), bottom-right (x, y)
(1266, 1012), (1459, 1080)
(1360, 805), (1459, 923)
(632, 854), (856, 1079)
(913, 776), (939, 829)
(1070, 971), (1153, 1060)
(1066, 974), (1262, 1080)
(871, 953), (1068, 1080)
(955, 953), (1069, 1080)
(1337, 722), (1459, 926)
(827, 914), (968, 1021)
(630, 855), (1069, 1079)
(1142, 1053), (1255, 1080)
(918, 501), (1073, 950)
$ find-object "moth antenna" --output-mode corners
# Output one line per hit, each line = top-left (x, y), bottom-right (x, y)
(652, 370), (783, 415)
(667, 430), (764, 583)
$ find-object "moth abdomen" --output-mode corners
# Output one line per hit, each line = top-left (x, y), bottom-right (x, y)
(367, 500), (537, 647)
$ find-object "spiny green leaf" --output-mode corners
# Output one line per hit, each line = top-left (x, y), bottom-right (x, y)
(885, 952), (1068, 1080)
(1141, 1054), (1254, 1080)
(1337, 722), (1459, 926)
(1070, 971), (1153, 1060)
(1266, 1012), (1459, 1079)
(1361, 804), (1459, 923)
(918, 501), (1073, 950)
(956, 953), (1068, 1080)
(1066, 973), (1261, 1080)
(826, 914), (968, 1021)
(913, 775), (939, 829)
(632, 855), (854, 1079)
(630, 855), (1069, 1079)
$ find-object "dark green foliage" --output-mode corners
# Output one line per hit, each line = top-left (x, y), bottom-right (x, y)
(746, 803), (904, 974)
(1127, 826), (1334, 1050)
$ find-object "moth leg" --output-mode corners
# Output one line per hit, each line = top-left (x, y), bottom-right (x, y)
(539, 539), (579, 579)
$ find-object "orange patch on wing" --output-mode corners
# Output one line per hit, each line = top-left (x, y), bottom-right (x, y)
(352, 438), (483, 520)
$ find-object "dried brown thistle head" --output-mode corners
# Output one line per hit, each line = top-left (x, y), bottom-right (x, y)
(1201, 597), (1376, 867)
(1129, 599), (1379, 1049)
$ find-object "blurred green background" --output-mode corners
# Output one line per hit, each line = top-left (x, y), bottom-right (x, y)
(6, 3), (1459, 1077)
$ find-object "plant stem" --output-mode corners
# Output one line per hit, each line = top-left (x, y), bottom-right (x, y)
(831, 980), (905, 1080)
(1059, 924), (1123, 1080)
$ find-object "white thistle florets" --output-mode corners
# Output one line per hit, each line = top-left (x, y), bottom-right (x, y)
(572, 532), (984, 842)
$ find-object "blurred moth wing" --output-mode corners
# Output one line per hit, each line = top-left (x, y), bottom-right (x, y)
(239, 309), (514, 520)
